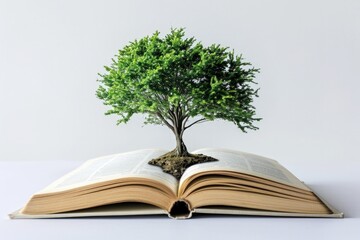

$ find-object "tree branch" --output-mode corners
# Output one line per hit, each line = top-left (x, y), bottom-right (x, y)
(168, 109), (176, 123)
(154, 93), (164, 102)
(184, 118), (207, 130)
(156, 112), (174, 133)
(180, 115), (190, 138)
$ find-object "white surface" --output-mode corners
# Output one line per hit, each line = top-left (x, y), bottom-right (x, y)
(1, 160), (359, 240)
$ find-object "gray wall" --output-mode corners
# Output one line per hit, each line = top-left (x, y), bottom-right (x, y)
(1, 0), (359, 163)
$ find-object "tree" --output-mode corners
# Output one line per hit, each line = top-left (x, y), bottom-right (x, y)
(96, 28), (260, 162)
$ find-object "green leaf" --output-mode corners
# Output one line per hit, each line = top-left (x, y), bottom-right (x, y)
(96, 28), (261, 133)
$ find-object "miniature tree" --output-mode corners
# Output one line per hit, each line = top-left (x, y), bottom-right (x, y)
(96, 28), (260, 178)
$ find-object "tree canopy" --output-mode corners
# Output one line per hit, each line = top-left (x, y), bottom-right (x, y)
(96, 28), (260, 155)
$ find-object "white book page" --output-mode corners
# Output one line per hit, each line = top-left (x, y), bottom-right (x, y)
(180, 148), (309, 190)
(39, 149), (178, 194)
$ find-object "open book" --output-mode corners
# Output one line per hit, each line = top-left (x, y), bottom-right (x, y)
(10, 149), (343, 219)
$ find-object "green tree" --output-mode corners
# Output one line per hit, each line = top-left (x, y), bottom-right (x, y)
(96, 28), (260, 158)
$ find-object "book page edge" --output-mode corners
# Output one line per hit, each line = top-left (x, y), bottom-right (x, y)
(193, 184), (344, 218)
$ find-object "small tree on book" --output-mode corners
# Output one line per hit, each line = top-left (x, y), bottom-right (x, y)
(96, 28), (260, 179)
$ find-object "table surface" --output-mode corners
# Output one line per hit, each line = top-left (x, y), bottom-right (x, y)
(1, 160), (359, 240)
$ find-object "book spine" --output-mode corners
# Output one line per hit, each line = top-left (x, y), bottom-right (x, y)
(167, 199), (193, 219)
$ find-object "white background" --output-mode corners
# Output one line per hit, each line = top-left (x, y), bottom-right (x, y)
(0, 0), (359, 239)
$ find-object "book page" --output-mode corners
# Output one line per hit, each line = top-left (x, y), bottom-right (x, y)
(180, 148), (309, 190)
(39, 149), (178, 194)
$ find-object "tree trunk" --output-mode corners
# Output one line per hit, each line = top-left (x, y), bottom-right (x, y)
(175, 133), (188, 156)
(162, 107), (190, 156)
